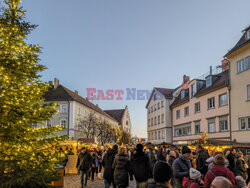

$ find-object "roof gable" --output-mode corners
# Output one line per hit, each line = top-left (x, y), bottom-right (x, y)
(104, 109), (125, 125)
(44, 85), (118, 122)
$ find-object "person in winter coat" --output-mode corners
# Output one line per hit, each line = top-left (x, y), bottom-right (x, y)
(182, 168), (203, 188)
(204, 154), (235, 188)
(76, 147), (92, 188)
(148, 148), (156, 174)
(132, 144), (152, 188)
(227, 149), (237, 175)
(112, 147), (133, 188)
(157, 148), (167, 162)
(168, 151), (176, 167)
(173, 146), (192, 188)
(139, 161), (173, 188)
(196, 145), (209, 177)
(235, 152), (248, 180)
(103, 145), (118, 188)
(90, 152), (98, 181)
(210, 176), (234, 188)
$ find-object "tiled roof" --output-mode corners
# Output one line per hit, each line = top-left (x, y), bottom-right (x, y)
(154, 88), (174, 98)
(224, 27), (250, 57)
(171, 70), (229, 108)
(104, 109), (125, 125)
(145, 87), (174, 108)
(195, 70), (228, 97)
(170, 89), (189, 108)
(44, 85), (118, 122)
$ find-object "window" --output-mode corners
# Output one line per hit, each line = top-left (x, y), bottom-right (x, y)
(148, 133), (150, 140)
(191, 84), (195, 97)
(78, 108), (81, 115)
(46, 120), (52, 127)
(247, 57), (250, 69)
(208, 97), (215, 109)
(158, 131), (161, 139)
(60, 119), (66, 128)
(60, 104), (67, 113)
(174, 123), (191, 136)
(195, 121), (200, 134)
(158, 115), (160, 124)
(184, 106), (189, 117)
(161, 101), (164, 108)
(148, 119), (150, 127)
(208, 118), (216, 133)
(162, 130), (165, 139)
(148, 109), (150, 114)
(154, 93), (157, 100)
(154, 104), (156, 111)
(155, 131), (157, 140)
(194, 102), (200, 113)
(158, 102), (160, 110)
(247, 85), (250, 100)
(239, 117), (250, 130)
(219, 93), (228, 106)
(151, 106), (153, 113)
(247, 30), (250, 39)
(206, 76), (212, 87)
(181, 90), (185, 99)
(237, 59), (246, 73)
(161, 114), (164, 123)
(197, 81), (204, 91)
(154, 117), (157, 125)
(176, 110), (180, 119)
(219, 116), (228, 131)
(151, 118), (153, 126)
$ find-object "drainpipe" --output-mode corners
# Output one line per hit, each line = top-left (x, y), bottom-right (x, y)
(224, 59), (232, 142)
(67, 100), (70, 137)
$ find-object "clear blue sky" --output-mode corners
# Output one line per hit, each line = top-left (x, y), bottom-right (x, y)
(22, 0), (250, 137)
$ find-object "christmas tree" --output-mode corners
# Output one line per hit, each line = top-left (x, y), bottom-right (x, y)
(0, 0), (68, 187)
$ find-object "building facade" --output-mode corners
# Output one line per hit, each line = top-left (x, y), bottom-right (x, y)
(42, 78), (119, 140)
(146, 87), (181, 144)
(104, 105), (132, 133)
(171, 69), (230, 145)
(225, 26), (250, 143)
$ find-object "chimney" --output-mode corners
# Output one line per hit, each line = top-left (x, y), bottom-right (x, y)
(54, 78), (59, 89)
(75, 90), (78, 95)
(183, 75), (190, 84)
(209, 66), (212, 75)
(221, 59), (229, 71)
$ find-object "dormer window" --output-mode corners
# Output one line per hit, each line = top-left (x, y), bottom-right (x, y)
(191, 84), (195, 98)
(181, 90), (185, 99)
(206, 76), (212, 88)
(247, 30), (250, 40)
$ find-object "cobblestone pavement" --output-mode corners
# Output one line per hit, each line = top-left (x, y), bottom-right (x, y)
(64, 174), (136, 188)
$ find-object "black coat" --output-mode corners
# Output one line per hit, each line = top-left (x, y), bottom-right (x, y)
(196, 149), (209, 175)
(132, 151), (152, 182)
(112, 154), (132, 187)
(76, 151), (92, 171)
(227, 153), (236, 175)
(168, 156), (176, 167)
(173, 155), (192, 188)
(235, 157), (248, 180)
(103, 149), (117, 183)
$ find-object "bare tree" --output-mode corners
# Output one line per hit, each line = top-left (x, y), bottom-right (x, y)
(78, 112), (98, 138)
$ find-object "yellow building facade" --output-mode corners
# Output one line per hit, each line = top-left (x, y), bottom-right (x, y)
(225, 26), (250, 143)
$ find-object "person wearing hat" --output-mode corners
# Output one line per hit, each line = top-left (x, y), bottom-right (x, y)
(76, 147), (92, 188)
(172, 146), (192, 188)
(204, 154), (235, 188)
(182, 168), (203, 188)
(139, 160), (173, 188)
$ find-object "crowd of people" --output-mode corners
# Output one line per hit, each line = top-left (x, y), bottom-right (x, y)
(75, 144), (250, 188)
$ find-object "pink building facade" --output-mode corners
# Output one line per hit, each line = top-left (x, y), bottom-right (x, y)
(171, 70), (230, 145)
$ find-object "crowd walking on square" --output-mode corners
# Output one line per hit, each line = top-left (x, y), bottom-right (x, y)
(75, 144), (250, 188)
